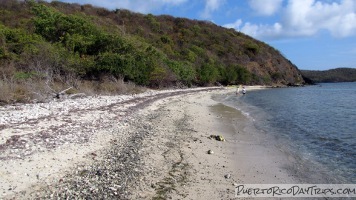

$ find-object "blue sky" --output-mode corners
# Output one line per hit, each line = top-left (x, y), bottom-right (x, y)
(48, 0), (356, 70)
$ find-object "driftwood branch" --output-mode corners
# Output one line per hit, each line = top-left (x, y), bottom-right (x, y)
(59, 87), (73, 95)
(53, 87), (73, 99)
(69, 93), (86, 99)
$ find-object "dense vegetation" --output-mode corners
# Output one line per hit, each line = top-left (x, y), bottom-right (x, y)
(301, 68), (356, 83)
(0, 0), (304, 103)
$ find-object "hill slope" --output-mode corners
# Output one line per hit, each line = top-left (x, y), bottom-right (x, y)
(301, 68), (356, 83)
(0, 0), (305, 102)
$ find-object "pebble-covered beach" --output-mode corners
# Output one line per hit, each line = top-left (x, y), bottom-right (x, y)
(0, 87), (224, 198)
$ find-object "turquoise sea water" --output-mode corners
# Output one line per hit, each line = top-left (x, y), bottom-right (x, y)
(217, 82), (356, 183)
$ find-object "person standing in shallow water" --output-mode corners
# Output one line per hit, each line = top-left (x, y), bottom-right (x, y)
(242, 86), (246, 95)
(236, 85), (240, 95)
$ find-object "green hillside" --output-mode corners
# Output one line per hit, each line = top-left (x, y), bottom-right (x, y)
(301, 68), (356, 83)
(0, 0), (305, 103)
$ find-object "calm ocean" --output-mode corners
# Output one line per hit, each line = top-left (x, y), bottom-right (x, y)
(216, 82), (356, 183)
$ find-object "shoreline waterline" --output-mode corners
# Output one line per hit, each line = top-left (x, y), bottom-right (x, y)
(216, 84), (355, 184)
(209, 103), (301, 184)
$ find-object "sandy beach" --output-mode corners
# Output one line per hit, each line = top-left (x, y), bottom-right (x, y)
(0, 86), (299, 199)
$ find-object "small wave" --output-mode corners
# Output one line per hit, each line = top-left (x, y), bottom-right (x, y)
(315, 136), (342, 143)
(239, 110), (255, 121)
(216, 97), (256, 122)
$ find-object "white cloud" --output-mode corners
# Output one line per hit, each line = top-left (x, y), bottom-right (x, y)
(283, 0), (356, 37)
(225, 0), (356, 40)
(223, 19), (243, 29)
(200, 0), (225, 19)
(223, 19), (283, 39)
(333, 13), (356, 37)
(240, 22), (283, 39)
(248, 0), (284, 16)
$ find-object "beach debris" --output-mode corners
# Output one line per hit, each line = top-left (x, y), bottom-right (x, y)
(224, 174), (231, 179)
(207, 150), (214, 154)
(209, 135), (225, 141)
